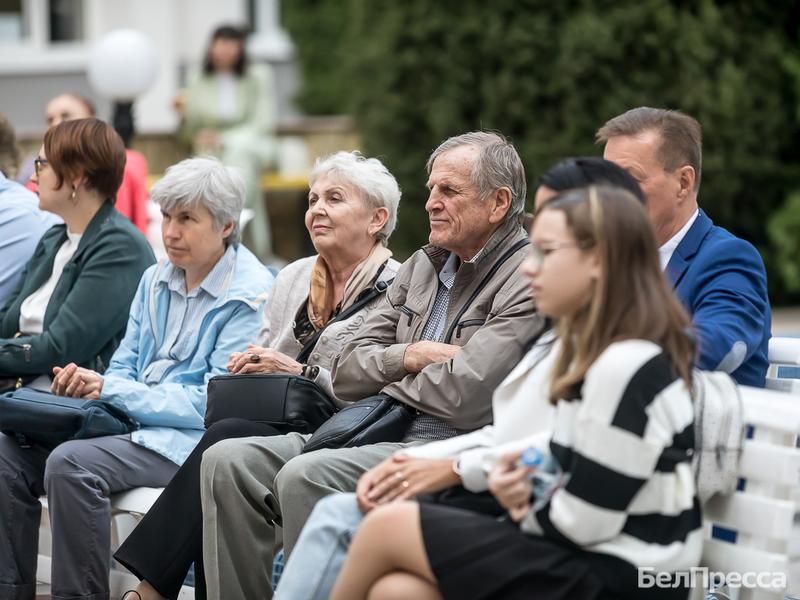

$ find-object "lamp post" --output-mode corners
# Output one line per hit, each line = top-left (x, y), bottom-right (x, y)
(87, 29), (158, 147)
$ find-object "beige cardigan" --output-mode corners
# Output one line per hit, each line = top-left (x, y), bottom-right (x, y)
(257, 255), (400, 406)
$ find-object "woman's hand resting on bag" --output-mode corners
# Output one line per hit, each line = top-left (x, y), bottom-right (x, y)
(488, 450), (533, 522)
(227, 344), (303, 375)
(51, 363), (104, 399)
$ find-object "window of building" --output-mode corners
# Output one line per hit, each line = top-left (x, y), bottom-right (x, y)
(0, 0), (84, 45)
(48, 0), (83, 42)
(0, 0), (27, 43)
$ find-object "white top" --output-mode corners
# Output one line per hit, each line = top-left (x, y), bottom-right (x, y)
(19, 231), (83, 335)
(217, 72), (237, 120)
(658, 209), (699, 270)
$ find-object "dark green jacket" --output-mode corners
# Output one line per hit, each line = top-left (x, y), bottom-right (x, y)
(0, 202), (155, 377)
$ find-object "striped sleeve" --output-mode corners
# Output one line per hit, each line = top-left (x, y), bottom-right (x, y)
(521, 340), (697, 548)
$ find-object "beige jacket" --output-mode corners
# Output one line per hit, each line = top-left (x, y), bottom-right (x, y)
(331, 218), (546, 430)
(257, 255), (400, 406)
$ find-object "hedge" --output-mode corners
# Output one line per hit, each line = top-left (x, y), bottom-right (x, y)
(284, 0), (800, 300)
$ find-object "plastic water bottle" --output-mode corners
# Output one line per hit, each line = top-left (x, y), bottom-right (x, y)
(518, 447), (568, 510)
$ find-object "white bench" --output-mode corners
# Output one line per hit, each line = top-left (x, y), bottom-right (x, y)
(694, 384), (800, 599)
(767, 336), (800, 393)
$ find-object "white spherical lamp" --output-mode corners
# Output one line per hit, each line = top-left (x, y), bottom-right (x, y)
(88, 29), (158, 145)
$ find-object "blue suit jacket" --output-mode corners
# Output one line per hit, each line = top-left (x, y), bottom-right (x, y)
(666, 210), (770, 387)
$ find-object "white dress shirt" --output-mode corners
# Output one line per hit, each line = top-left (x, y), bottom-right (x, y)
(659, 209), (699, 271)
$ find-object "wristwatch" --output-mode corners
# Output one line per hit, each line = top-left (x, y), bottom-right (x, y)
(301, 364), (319, 379)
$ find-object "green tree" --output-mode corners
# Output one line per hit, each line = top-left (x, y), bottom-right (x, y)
(284, 1), (800, 299)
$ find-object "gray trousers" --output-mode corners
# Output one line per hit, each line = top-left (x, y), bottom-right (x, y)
(0, 434), (178, 600)
(199, 432), (419, 600)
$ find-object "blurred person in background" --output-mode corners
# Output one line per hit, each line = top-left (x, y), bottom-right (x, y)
(17, 92), (151, 236)
(1, 156), (272, 600)
(175, 24), (277, 262)
(0, 118), (154, 391)
(0, 113), (60, 307)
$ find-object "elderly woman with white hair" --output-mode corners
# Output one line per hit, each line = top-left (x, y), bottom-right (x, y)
(6, 156), (273, 600)
(112, 150), (402, 600)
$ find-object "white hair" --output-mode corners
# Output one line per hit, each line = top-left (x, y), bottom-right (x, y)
(308, 151), (401, 245)
(150, 156), (246, 245)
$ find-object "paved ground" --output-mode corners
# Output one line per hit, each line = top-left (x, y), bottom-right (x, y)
(774, 307), (800, 336)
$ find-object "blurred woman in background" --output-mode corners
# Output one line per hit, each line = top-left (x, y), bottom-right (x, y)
(176, 24), (277, 262)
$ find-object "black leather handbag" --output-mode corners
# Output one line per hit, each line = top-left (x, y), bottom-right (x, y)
(302, 238), (530, 453)
(205, 373), (337, 433)
(0, 388), (139, 449)
(204, 281), (390, 434)
(302, 393), (415, 453)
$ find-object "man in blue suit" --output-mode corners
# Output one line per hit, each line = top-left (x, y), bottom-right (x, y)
(597, 107), (770, 387)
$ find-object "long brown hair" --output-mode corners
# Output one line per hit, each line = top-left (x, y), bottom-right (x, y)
(537, 185), (694, 403)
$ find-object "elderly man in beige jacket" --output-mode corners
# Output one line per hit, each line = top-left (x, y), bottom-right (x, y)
(199, 131), (546, 599)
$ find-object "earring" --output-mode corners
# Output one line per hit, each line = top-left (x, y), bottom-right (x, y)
(70, 188), (78, 204)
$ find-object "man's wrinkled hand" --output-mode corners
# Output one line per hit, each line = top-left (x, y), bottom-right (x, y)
(403, 341), (460, 373)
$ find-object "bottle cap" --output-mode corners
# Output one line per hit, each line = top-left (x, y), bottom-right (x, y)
(519, 447), (543, 468)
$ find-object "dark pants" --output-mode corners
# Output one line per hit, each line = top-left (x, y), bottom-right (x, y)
(114, 419), (281, 600)
(0, 434), (178, 600)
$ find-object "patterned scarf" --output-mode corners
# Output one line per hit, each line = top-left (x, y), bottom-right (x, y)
(307, 243), (393, 330)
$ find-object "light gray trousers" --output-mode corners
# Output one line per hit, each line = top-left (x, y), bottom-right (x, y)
(200, 432), (420, 600)
(0, 433), (177, 600)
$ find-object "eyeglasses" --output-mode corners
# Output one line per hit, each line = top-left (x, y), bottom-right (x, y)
(33, 158), (49, 176)
(528, 242), (582, 266)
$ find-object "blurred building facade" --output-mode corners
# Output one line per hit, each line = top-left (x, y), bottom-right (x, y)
(0, 0), (298, 138)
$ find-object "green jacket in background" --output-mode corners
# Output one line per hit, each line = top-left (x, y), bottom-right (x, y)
(0, 202), (155, 377)
(178, 64), (276, 157)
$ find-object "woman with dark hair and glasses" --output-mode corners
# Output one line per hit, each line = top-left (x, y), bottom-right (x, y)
(0, 118), (154, 391)
(175, 24), (277, 261)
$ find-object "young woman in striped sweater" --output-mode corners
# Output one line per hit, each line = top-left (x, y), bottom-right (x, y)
(329, 185), (702, 600)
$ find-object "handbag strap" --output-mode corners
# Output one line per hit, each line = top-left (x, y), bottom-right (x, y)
(444, 238), (530, 343)
(296, 279), (393, 364)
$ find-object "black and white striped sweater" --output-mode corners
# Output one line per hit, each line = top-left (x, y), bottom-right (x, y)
(521, 339), (703, 574)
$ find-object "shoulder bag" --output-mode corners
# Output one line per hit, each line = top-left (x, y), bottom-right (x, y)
(303, 238), (530, 453)
(0, 387), (139, 449)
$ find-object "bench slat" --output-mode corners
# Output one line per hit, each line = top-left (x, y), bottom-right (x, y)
(765, 378), (800, 394)
(702, 539), (788, 592)
(768, 337), (800, 366)
(741, 386), (800, 433)
(739, 440), (800, 487)
(704, 492), (795, 540)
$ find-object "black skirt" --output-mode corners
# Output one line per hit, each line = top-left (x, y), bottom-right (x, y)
(419, 502), (688, 600)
